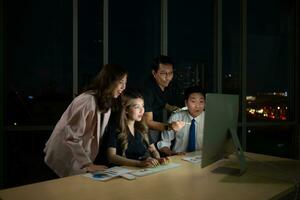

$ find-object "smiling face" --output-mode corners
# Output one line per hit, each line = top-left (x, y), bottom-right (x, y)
(152, 63), (173, 90)
(112, 74), (127, 98)
(126, 98), (145, 122)
(185, 92), (205, 118)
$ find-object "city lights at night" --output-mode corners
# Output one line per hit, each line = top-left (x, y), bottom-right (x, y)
(246, 92), (288, 121)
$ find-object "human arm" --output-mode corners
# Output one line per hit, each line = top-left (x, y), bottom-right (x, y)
(105, 124), (159, 167)
(83, 163), (108, 173)
(157, 139), (183, 156)
(142, 86), (171, 131)
(107, 147), (159, 167)
(147, 144), (171, 165)
(63, 94), (102, 168)
(158, 146), (176, 156)
(148, 144), (160, 159)
(143, 111), (167, 131)
(44, 93), (112, 177)
(143, 111), (185, 132)
(157, 112), (188, 156)
(165, 103), (179, 113)
(159, 147), (185, 156)
(157, 123), (177, 156)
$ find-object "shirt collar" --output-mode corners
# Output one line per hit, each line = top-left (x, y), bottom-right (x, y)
(188, 111), (204, 124)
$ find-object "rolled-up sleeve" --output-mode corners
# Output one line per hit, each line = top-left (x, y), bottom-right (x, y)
(157, 130), (174, 149)
(157, 113), (180, 149)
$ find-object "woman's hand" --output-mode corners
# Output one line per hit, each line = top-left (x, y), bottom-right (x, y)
(157, 157), (171, 165)
(139, 157), (160, 167)
(84, 164), (108, 173)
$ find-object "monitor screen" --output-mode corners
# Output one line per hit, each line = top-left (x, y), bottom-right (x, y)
(201, 93), (246, 174)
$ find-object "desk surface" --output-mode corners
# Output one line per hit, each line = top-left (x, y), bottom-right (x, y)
(1, 152), (300, 200)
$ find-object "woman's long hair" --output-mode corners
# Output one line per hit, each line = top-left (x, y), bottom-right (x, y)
(84, 64), (128, 112)
(117, 89), (149, 156)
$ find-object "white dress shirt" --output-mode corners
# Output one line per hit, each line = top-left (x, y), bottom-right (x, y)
(157, 110), (205, 153)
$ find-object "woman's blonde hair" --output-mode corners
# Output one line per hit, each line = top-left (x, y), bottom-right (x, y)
(117, 89), (149, 156)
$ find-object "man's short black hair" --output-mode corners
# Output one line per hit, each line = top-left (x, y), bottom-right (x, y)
(184, 86), (205, 100)
(151, 55), (174, 72)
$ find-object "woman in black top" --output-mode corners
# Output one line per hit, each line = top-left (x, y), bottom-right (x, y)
(107, 89), (169, 167)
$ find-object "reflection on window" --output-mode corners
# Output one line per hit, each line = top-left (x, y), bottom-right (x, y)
(247, 0), (295, 121)
(168, 1), (213, 106)
(78, 0), (103, 90)
(5, 0), (73, 126)
(109, 0), (160, 88)
(170, 64), (207, 107)
(246, 92), (288, 121)
(246, 126), (295, 158)
(222, 0), (241, 95)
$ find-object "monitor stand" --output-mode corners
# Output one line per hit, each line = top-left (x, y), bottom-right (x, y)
(215, 128), (247, 175)
(225, 127), (247, 175)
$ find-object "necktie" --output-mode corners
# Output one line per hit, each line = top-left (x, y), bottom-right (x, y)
(187, 119), (196, 152)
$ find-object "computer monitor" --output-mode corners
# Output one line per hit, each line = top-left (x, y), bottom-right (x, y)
(201, 93), (247, 174)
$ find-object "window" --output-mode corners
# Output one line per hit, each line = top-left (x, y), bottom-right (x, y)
(222, 0), (241, 95)
(168, 1), (214, 106)
(246, 126), (296, 158)
(4, 0), (73, 126)
(247, 0), (295, 122)
(109, 0), (160, 88)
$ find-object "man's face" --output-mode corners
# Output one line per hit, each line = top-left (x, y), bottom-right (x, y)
(185, 93), (205, 118)
(152, 63), (174, 90)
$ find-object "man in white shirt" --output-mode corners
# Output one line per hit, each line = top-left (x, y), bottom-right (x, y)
(157, 86), (205, 156)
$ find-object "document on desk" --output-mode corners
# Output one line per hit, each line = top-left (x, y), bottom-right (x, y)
(83, 166), (133, 181)
(182, 155), (202, 164)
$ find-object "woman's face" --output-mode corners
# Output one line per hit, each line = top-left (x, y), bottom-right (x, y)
(112, 74), (127, 98)
(126, 98), (145, 122)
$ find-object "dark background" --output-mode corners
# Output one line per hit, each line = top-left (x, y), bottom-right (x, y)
(1, 0), (299, 188)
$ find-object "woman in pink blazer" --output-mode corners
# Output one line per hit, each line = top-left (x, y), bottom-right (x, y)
(44, 64), (128, 177)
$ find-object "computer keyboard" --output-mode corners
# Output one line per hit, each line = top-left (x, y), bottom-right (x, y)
(130, 163), (181, 177)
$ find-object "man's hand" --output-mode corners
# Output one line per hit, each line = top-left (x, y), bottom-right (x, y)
(159, 147), (177, 156)
(170, 121), (185, 132)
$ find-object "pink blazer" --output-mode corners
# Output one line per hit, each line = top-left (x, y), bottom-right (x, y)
(44, 92), (111, 177)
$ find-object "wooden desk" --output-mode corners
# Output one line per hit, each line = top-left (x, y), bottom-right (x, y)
(0, 152), (300, 200)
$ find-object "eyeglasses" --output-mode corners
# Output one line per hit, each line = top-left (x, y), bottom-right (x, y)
(159, 71), (173, 77)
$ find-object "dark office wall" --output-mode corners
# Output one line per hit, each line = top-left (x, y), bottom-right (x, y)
(0, 0), (4, 188)
(294, 0), (299, 159)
